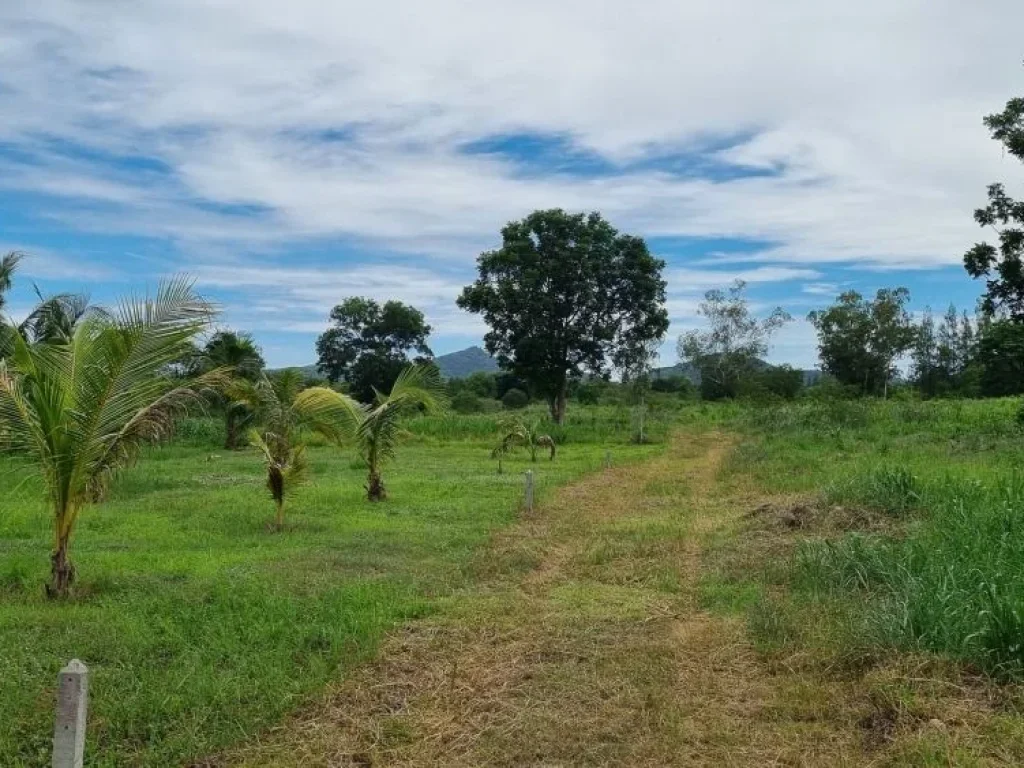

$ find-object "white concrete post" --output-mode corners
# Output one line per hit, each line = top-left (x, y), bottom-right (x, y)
(53, 659), (88, 768)
(524, 470), (534, 512)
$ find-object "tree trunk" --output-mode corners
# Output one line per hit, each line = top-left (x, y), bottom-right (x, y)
(549, 387), (567, 425)
(47, 532), (75, 599)
(367, 470), (386, 501)
(224, 410), (238, 450)
(274, 499), (285, 531)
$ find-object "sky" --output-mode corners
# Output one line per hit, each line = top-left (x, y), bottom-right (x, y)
(1, 1), (1022, 369)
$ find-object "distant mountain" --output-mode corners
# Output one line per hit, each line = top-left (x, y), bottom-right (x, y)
(436, 345), (499, 379)
(654, 361), (822, 387)
(272, 363), (320, 379)
(271, 346), (499, 382)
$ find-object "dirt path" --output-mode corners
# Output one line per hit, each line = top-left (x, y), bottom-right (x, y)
(222, 432), (871, 767)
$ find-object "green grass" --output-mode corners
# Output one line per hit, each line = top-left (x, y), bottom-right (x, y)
(0, 409), (663, 766)
(715, 397), (1024, 678)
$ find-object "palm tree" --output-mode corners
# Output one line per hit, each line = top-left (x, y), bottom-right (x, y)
(19, 290), (105, 344)
(231, 369), (363, 529)
(0, 278), (225, 597)
(355, 364), (448, 501)
(195, 330), (265, 449)
(0, 251), (21, 313)
(0, 252), (23, 359)
(498, 417), (556, 462)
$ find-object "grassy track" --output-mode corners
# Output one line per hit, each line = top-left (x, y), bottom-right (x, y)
(0, 407), (662, 766)
(221, 400), (1024, 767)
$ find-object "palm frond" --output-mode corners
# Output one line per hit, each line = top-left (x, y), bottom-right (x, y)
(0, 252), (22, 310)
(292, 386), (365, 444)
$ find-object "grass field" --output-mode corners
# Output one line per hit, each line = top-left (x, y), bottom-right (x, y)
(0, 404), (662, 766)
(9, 395), (1024, 765)
(699, 397), (1024, 762)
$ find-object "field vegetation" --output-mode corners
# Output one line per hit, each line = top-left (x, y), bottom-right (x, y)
(0, 401), (665, 765)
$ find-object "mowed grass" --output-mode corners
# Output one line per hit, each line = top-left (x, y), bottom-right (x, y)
(709, 397), (1024, 679)
(0, 406), (663, 767)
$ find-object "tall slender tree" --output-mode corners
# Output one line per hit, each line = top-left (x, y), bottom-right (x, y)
(678, 281), (790, 400)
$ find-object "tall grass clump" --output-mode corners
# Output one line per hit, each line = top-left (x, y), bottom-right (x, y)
(825, 465), (922, 517)
(798, 472), (1024, 677)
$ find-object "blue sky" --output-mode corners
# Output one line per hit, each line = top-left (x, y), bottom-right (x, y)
(2, 0), (1023, 368)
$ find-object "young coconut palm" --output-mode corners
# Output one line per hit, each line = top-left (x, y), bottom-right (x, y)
(231, 369), (364, 529)
(490, 437), (515, 474)
(499, 417), (556, 462)
(356, 364), (448, 501)
(0, 278), (225, 597)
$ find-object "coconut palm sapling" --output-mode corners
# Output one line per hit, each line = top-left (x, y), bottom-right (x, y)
(355, 364), (448, 501)
(231, 369), (363, 528)
(0, 279), (225, 597)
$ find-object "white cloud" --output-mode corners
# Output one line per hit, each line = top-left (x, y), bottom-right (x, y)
(2, 0), (1022, 367)
(0, 0), (1021, 269)
(193, 262), (485, 340)
(666, 266), (821, 293)
(802, 282), (841, 296)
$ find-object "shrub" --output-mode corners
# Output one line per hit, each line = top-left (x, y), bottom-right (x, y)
(574, 382), (602, 405)
(451, 391), (486, 414)
(502, 388), (529, 410)
(651, 375), (692, 396)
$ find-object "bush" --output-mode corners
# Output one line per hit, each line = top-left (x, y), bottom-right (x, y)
(651, 376), (692, 396)
(745, 365), (804, 400)
(574, 382), (602, 405)
(501, 388), (529, 410)
(451, 391), (486, 414)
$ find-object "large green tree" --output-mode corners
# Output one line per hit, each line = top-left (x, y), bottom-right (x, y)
(457, 209), (668, 424)
(809, 288), (916, 397)
(677, 280), (790, 400)
(964, 91), (1024, 317)
(0, 279), (225, 596)
(315, 297), (433, 403)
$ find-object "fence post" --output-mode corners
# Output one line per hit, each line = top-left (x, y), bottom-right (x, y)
(53, 659), (88, 768)
(604, 450), (611, 469)
(524, 470), (534, 513)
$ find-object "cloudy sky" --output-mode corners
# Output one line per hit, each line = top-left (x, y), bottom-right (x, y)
(1, 1), (1022, 368)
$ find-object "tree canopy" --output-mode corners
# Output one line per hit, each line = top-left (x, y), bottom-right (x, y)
(457, 209), (668, 423)
(315, 297), (433, 403)
(677, 281), (790, 400)
(964, 92), (1024, 318)
(809, 288), (916, 397)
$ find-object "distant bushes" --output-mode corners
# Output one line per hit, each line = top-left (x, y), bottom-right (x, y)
(501, 388), (529, 410)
